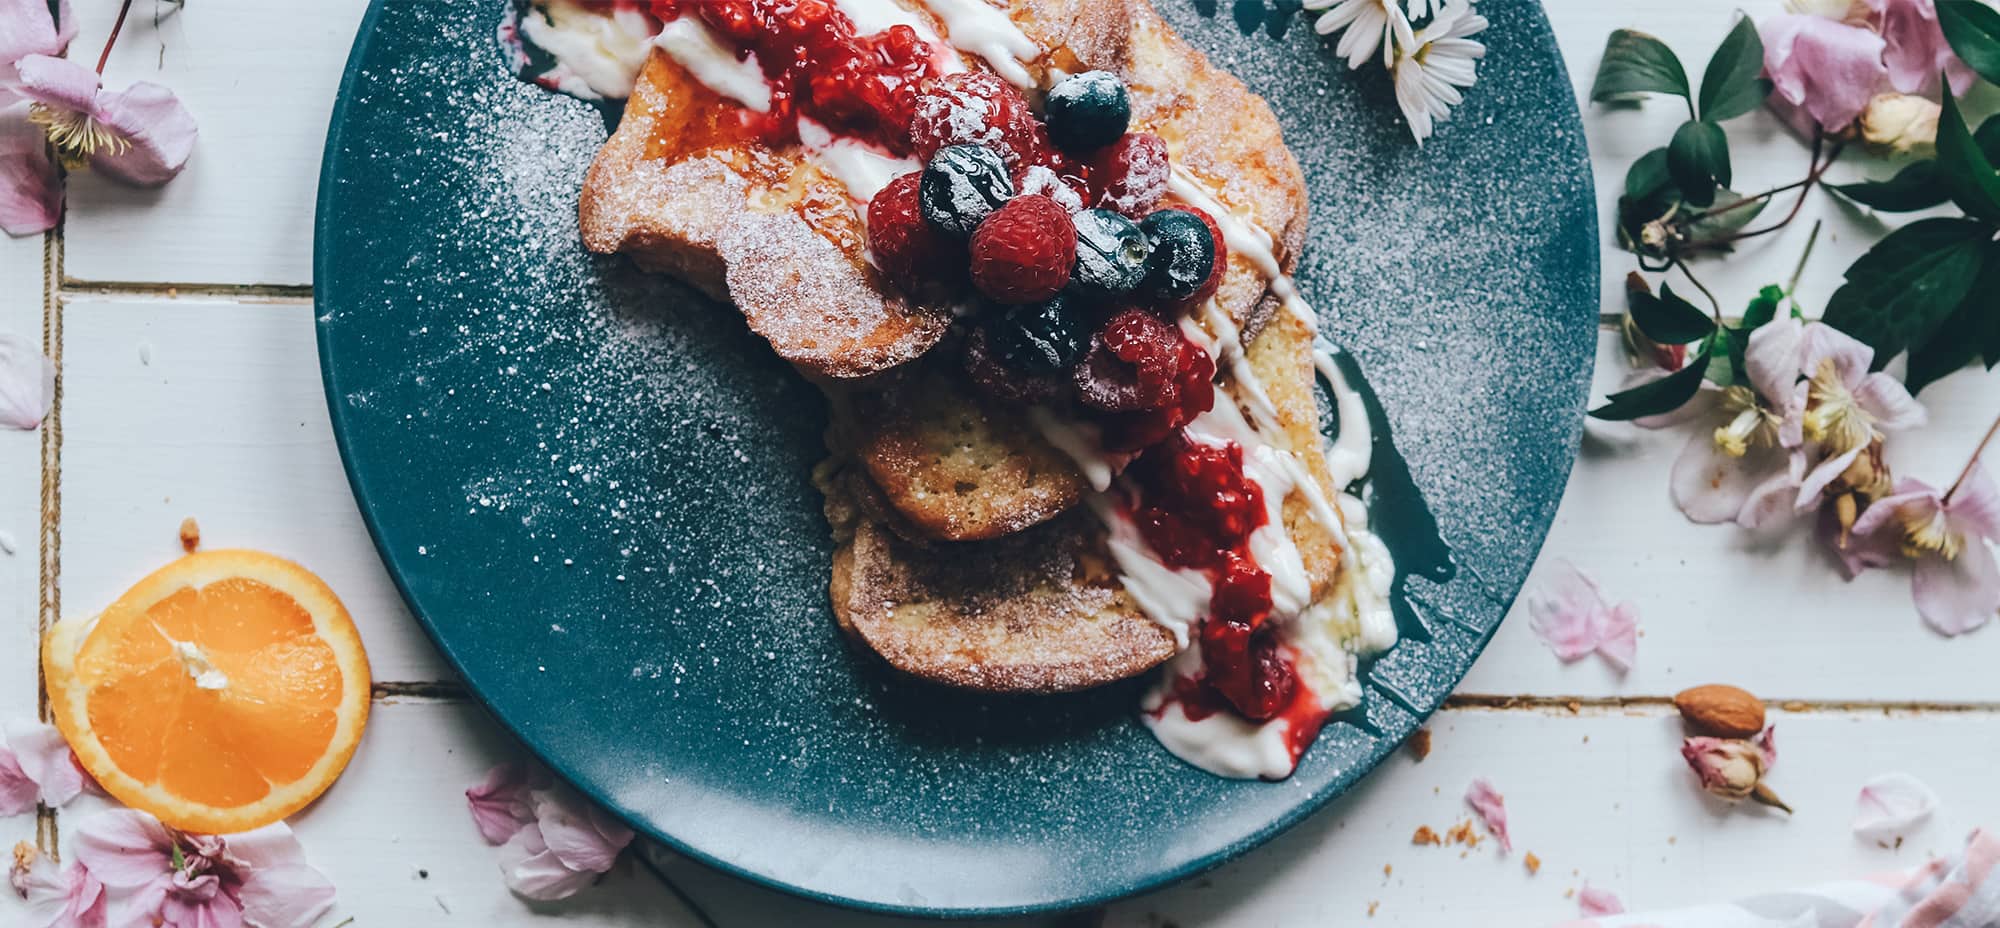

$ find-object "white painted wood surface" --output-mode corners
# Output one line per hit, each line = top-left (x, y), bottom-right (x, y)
(5, 0), (2000, 925)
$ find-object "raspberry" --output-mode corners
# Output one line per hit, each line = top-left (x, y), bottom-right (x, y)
(1096, 335), (1214, 451)
(868, 172), (965, 300)
(1089, 132), (1170, 218)
(1199, 618), (1295, 722)
(969, 194), (1077, 304)
(910, 71), (1038, 169)
(1073, 308), (1181, 412)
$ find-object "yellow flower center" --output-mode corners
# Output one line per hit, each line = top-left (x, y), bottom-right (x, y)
(27, 103), (128, 172)
(1712, 386), (1774, 458)
(1803, 358), (1875, 455)
(1900, 508), (1963, 561)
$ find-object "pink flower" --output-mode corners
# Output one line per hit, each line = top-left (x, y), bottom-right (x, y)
(0, 0), (75, 97)
(1866, 0), (1974, 97)
(70, 809), (335, 928)
(1792, 323), (1926, 511)
(1762, 13), (1890, 132)
(0, 721), (89, 814)
(1463, 778), (1512, 852)
(1849, 471), (2000, 636)
(10, 843), (106, 928)
(13, 54), (195, 185)
(1661, 318), (1810, 529)
(0, 329), (55, 430)
(1577, 885), (1624, 917)
(0, 111), (59, 235)
(1525, 559), (1639, 672)
(468, 762), (635, 902)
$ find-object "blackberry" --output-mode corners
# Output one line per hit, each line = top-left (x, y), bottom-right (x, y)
(1045, 71), (1132, 153)
(1139, 208), (1218, 304)
(986, 294), (1088, 374)
(1069, 208), (1150, 298)
(920, 144), (1015, 237)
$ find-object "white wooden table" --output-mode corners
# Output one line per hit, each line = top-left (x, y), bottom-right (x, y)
(6, 2), (1999, 925)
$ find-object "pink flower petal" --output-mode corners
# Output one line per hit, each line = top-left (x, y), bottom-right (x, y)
(1741, 451), (1806, 528)
(1854, 372), (1926, 432)
(1594, 603), (1639, 673)
(88, 81), (196, 187)
(496, 823), (599, 902)
(1672, 435), (1791, 525)
(1464, 778), (1512, 852)
(0, 744), (36, 816)
(10, 851), (105, 928)
(5, 721), (85, 807)
(11, 54), (98, 114)
(0, 109), (61, 237)
(467, 762), (535, 846)
(1754, 724), (1778, 771)
(1853, 479), (1940, 541)
(1854, 771), (1939, 843)
(159, 871), (243, 928)
(236, 864), (336, 928)
(1797, 444), (1863, 514)
(1869, 0), (1974, 96)
(0, 0), (75, 88)
(217, 822), (311, 872)
(1951, 467), (2000, 543)
(1525, 560), (1604, 661)
(1619, 370), (1720, 430)
(530, 785), (631, 875)
(69, 809), (173, 889)
(1578, 885), (1624, 917)
(1744, 317), (1804, 409)
(1912, 544), (2000, 636)
(1819, 501), (1902, 579)
(1801, 322), (1874, 390)
(1761, 14), (1889, 132)
(0, 329), (56, 429)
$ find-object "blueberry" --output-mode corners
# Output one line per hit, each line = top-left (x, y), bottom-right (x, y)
(986, 294), (1088, 374)
(1139, 209), (1217, 303)
(920, 144), (1015, 237)
(1045, 71), (1132, 153)
(1069, 209), (1150, 298)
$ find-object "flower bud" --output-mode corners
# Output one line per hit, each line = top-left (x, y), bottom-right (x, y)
(1621, 273), (1689, 371)
(1681, 737), (1792, 812)
(1861, 94), (1940, 157)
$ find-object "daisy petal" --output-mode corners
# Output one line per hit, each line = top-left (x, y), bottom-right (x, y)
(1912, 545), (2000, 637)
(1853, 772), (1939, 844)
(88, 81), (196, 187)
(1464, 778), (1512, 852)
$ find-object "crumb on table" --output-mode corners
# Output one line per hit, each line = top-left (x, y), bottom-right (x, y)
(1408, 728), (1433, 761)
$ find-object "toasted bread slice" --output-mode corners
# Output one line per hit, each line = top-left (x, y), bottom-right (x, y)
(832, 0), (1312, 540)
(579, 53), (952, 381)
(827, 310), (1345, 693)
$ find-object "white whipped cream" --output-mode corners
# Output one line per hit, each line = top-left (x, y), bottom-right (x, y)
(796, 118), (919, 206)
(919, 0), (1041, 88)
(652, 17), (773, 112)
(517, 0), (658, 100)
(1028, 407), (1119, 492)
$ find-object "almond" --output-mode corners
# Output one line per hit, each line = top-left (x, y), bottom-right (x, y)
(1674, 684), (1766, 738)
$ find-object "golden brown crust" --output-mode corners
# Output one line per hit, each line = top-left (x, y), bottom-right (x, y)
(579, 54), (953, 380)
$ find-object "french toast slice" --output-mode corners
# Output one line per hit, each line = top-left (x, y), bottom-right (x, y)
(831, 0), (1313, 540)
(827, 309), (1345, 693)
(579, 53), (952, 381)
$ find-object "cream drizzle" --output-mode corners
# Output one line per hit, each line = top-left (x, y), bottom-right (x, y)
(919, 0), (1041, 88)
(1027, 408), (1119, 492)
(652, 17), (773, 112)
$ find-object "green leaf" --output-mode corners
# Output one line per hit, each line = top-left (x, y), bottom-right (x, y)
(1741, 284), (1785, 332)
(1625, 148), (1672, 200)
(1684, 189), (1769, 243)
(1823, 218), (1990, 363)
(1940, 0), (2000, 87)
(1706, 328), (1742, 387)
(1906, 301), (1987, 395)
(1592, 30), (1692, 103)
(1937, 89), (2000, 224)
(1832, 162), (1951, 212)
(1589, 351), (1710, 420)
(1668, 120), (1730, 207)
(1630, 283), (1717, 344)
(1699, 16), (1772, 122)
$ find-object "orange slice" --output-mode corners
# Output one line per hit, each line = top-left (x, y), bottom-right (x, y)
(43, 549), (372, 834)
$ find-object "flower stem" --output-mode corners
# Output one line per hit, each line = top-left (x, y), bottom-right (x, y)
(1786, 220), (1823, 305)
(1672, 257), (1724, 319)
(95, 0), (134, 75)
(1944, 412), (2000, 503)
(1703, 138), (1844, 248)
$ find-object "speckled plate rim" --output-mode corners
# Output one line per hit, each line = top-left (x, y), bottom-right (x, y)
(313, 0), (1597, 917)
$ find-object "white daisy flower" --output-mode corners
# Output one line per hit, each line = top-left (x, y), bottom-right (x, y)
(1304, 0), (1417, 70)
(1390, 0), (1488, 143)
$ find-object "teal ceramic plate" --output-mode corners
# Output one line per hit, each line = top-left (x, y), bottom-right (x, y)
(316, 0), (1596, 916)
